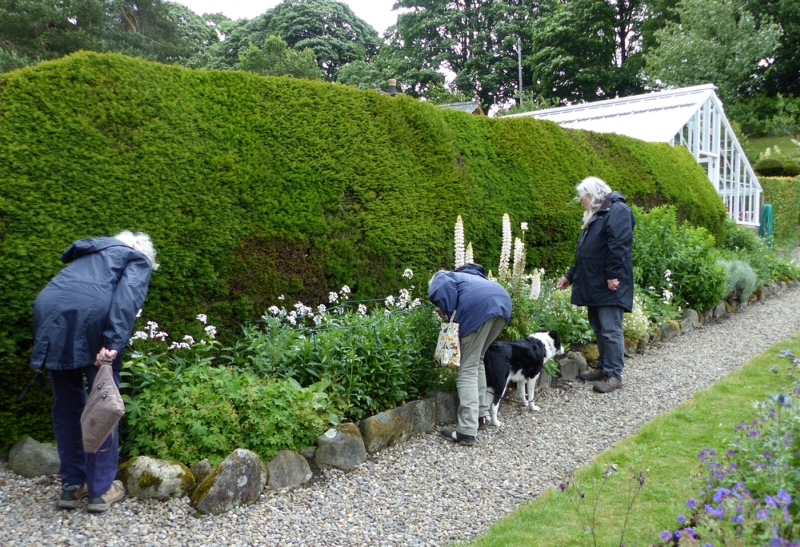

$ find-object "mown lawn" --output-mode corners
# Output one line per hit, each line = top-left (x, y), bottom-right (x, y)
(467, 333), (800, 547)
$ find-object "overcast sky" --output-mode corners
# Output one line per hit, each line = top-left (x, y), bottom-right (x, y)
(175, 0), (402, 35)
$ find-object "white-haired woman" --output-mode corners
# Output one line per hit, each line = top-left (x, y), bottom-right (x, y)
(30, 231), (158, 512)
(557, 177), (635, 393)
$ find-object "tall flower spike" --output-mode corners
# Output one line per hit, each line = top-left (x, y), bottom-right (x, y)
(530, 268), (541, 300)
(454, 215), (465, 268)
(465, 242), (474, 264)
(498, 213), (512, 282)
(512, 237), (526, 291)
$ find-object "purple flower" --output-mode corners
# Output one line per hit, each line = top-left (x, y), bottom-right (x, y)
(638, 472), (646, 486)
(757, 509), (771, 520)
(766, 495), (779, 507)
(705, 504), (724, 519)
(776, 490), (791, 506)
(713, 488), (731, 502)
(558, 483), (567, 492)
(732, 514), (744, 524)
(686, 498), (697, 509)
(703, 544), (715, 547)
(659, 530), (672, 542)
(764, 451), (773, 460)
(678, 514), (686, 524)
(726, 449), (738, 456)
(749, 430), (761, 437)
(684, 527), (697, 538)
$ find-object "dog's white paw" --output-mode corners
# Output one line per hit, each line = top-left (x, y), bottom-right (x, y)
(531, 404), (541, 412)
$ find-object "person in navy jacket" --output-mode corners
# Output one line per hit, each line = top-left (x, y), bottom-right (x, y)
(428, 264), (511, 445)
(31, 231), (158, 512)
(557, 177), (635, 393)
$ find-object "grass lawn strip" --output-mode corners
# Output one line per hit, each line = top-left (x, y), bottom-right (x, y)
(469, 333), (800, 547)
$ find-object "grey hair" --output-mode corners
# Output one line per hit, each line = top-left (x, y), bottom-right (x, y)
(114, 231), (159, 270)
(576, 176), (612, 228)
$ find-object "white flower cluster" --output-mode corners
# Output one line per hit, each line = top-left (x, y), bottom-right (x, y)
(623, 294), (650, 342)
(498, 213), (512, 282)
(454, 215), (465, 268)
(662, 269), (674, 304)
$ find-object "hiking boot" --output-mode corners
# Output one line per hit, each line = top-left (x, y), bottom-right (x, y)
(58, 483), (88, 509)
(478, 416), (490, 431)
(579, 368), (607, 382)
(593, 376), (623, 393)
(87, 480), (125, 513)
(440, 427), (476, 446)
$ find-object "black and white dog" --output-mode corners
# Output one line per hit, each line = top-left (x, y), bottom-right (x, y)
(483, 331), (564, 427)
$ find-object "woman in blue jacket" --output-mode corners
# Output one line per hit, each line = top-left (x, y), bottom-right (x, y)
(31, 231), (158, 512)
(428, 264), (511, 446)
(557, 177), (635, 393)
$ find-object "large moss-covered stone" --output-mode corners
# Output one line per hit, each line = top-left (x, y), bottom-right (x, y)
(191, 449), (267, 516)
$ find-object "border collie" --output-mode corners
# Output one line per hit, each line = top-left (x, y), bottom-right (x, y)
(483, 331), (564, 427)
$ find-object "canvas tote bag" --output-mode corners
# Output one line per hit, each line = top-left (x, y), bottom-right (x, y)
(81, 361), (125, 453)
(433, 310), (460, 368)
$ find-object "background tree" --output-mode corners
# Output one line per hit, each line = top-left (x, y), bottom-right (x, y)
(742, 0), (800, 97)
(389, 0), (538, 108)
(237, 34), (323, 79)
(644, 0), (782, 103)
(0, 0), (219, 71)
(526, 0), (646, 105)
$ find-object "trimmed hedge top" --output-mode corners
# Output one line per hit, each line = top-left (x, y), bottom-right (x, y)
(0, 52), (727, 362)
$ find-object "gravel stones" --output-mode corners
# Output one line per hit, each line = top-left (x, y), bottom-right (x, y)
(3, 286), (800, 546)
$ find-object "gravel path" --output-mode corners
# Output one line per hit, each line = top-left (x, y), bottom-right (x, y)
(2, 284), (800, 547)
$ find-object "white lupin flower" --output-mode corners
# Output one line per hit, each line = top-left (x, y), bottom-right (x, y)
(454, 215), (465, 268)
(498, 213), (512, 282)
(530, 268), (541, 300)
(196, 314), (207, 324)
(520, 222), (528, 231)
(465, 242), (474, 265)
(512, 237), (526, 288)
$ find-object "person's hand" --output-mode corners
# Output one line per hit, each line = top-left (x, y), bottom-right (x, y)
(556, 276), (571, 290)
(94, 348), (118, 367)
(607, 278), (620, 291)
(434, 309), (445, 319)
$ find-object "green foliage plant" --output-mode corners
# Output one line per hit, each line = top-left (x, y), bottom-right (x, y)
(718, 258), (758, 304)
(237, 35), (324, 80)
(121, 316), (339, 465)
(632, 204), (727, 313)
(755, 157), (787, 176)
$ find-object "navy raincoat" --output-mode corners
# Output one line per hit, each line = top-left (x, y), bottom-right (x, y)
(565, 192), (635, 311)
(428, 266), (511, 338)
(30, 237), (153, 371)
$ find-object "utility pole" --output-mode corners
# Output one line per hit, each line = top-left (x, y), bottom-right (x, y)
(517, 37), (523, 107)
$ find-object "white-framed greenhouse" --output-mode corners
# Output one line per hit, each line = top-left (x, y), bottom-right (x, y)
(508, 84), (762, 227)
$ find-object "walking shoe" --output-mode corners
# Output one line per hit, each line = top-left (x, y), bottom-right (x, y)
(478, 416), (490, 431)
(440, 427), (476, 446)
(579, 367), (607, 382)
(593, 376), (623, 393)
(58, 483), (88, 509)
(87, 480), (125, 513)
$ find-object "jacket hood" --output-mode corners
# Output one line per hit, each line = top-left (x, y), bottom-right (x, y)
(599, 191), (627, 212)
(61, 237), (130, 264)
(452, 263), (488, 279)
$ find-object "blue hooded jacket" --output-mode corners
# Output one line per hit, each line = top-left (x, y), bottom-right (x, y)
(30, 237), (152, 371)
(428, 265), (511, 338)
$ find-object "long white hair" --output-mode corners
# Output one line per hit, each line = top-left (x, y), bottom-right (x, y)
(576, 176), (612, 229)
(114, 231), (159, 270)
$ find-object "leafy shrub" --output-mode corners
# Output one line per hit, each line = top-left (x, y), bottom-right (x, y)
(526, 279), (594, 347)
(622, 293), (651, 346)
(718, 259), (757, 304)
(658, 380), (800, 546)
(723, 217), (764, 253)
(229, 284), (445, 421)
(754, 157), (786, 176)
(632, 205), (727, 312)
(122, 350), (338, 466)
(784, 162), (800, 177)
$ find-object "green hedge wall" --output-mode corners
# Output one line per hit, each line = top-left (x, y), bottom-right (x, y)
(760, 177), (800, 243)
(0, 53), (727, 441)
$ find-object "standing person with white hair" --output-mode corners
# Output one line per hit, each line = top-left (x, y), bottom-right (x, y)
(557, 177), (635, 393)
(30, 231), (158, 512)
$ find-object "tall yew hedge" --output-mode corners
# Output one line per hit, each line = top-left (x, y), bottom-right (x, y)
(0, 53), (727, 443)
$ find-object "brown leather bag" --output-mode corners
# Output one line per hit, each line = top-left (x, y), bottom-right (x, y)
(81, 361), (125, 453)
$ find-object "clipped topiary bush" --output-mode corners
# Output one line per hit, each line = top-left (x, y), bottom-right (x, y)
(754, 158), (785, 176)
(782, 162), (800, 177)
(0, 52), (729, 444)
